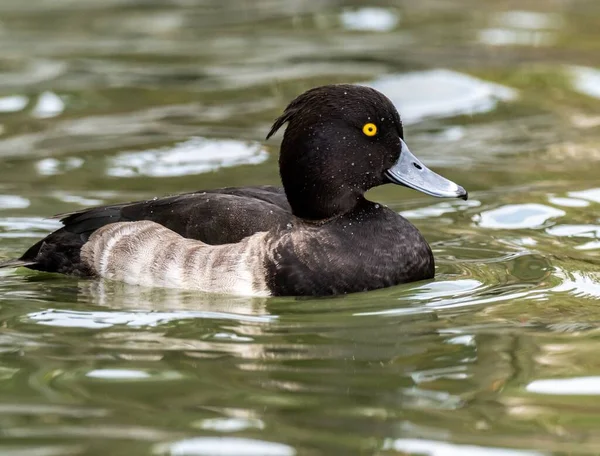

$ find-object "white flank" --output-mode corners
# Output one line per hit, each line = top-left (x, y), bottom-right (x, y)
(81, 221), (271, 297)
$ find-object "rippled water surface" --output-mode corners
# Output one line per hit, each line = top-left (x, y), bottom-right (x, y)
(1, 0), (600, 454)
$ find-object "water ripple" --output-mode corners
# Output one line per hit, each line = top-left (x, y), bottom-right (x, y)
(369, 70), (516, 125)
(527, 377), (600, 395)
(106, 137), (269, 178)
(475, 204), (565, 229)
(155, 437), (296, 456)
(382, 438), (544, 456)
(26, 309), (276, 329)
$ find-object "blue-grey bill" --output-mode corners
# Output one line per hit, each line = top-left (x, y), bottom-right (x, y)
(385, 139), (468, 200)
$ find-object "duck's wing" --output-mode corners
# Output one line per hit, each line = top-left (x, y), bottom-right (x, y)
(57, 185), (291, 243)
(1, 185), (291, 275)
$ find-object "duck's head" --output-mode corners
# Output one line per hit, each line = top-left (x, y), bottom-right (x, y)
(267, 84), (467, 220)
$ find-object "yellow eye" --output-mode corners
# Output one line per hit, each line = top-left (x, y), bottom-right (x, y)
(362, 123), (377, 137)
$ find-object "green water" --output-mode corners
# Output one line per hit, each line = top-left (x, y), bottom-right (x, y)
(1, 1), (600, 454)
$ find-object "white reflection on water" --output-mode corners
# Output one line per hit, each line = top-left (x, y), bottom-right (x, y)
(570, 66), (600, 99)
(0, 217), (61, 238)
(196, 417), (265, 432)
(547, 196), (589, 208)
(495, 11), (563, 30)
(51, 192), (104, 207)
(576, 241), (600, 250)
(479, 10), (562, 47)
(355, 279), (485, 316)
(340, 7), (399, 32)
(475, 204), (565, 229)
(478, 28), (554, 47)
(552, 269), (600, 298)
(36, 157), (84, 176)
(368, 70), (516, 125)
(155, 437), (296, 456)
(401, 199), (480, 220)
(527, 376), (600, 395)
(0, 95), (28, 113)
(382, 438), (544, 456)
(32, 91), (65, 119)
(0, 195), (30, 210)
(548, 225), (600, 236)
(446, 335), (475, 346)
(27, 309), (276, 329)
(86, 369), (151, 380)
(568, 188), (600, 203)
(106, 137), (269, 177)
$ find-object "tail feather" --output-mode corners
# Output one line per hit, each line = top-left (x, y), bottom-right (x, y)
(0, 258), (35, 269)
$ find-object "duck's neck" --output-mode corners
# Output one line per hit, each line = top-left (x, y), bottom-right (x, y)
(283, 182), (363, 221)
(280, 161), (365, 220)
(278, 128), (365, 221)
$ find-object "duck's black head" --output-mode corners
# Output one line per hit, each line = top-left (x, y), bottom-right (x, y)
(267, 84), (467, 220)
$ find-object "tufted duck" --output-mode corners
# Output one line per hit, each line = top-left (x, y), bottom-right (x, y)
(0, 85), (467, 296)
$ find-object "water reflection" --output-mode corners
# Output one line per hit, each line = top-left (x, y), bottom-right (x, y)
(0, 194), (30, 209)
(479, 10), (562, 46)
(340, 7), (399, 32)
(32, 91), (65, 119)
(369, 70), (516, 125)
(568, 188), (600, 203)
(0, 58), (66, 89)
(570, 66), (600, 99)
(475, 204), (565, 230)
(552, 268), (600, 298)
(381, 438), (544, 456)
(195, 417), (265, 432)
(76, 280), (271, 314)
(527, 377), (600, 395)
(478, 28), (555, 47)
(547, 195), (589, 208)
(0, 95), (28, 113)
(0, 217), (61, 238)
(106, 137), (269, 178)
(400, 199), (480, 220)
(155, 437), (296, 456)
(495, 11), (563, 30)
(36, 157), (84, 176)
(0, 0), (599, 454)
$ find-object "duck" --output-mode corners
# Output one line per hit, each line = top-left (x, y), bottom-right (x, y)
(0, 84), (467, 296)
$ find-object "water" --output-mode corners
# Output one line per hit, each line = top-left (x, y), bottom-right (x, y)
(0, 0), (599, 454)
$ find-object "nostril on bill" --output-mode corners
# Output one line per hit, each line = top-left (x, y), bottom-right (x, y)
(413, 162), (422, 170)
